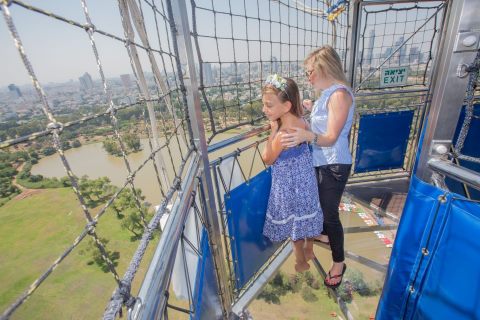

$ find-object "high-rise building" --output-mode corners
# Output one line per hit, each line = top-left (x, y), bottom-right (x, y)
(203, 63), (214, 85)
(409, 46), (420, 63)
(393, 36), (407, 65)
(79, 72), (94, 91)
(366, 29), (375, 66)
(8, 84), (22, 98)
(271, 56), (279, 74)
(120, 74), (133, 90)
(383, 47), (393, 60)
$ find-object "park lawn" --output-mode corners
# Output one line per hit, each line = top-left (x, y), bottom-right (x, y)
(249, 250), (343, 320)
(0, 188), (159, 320)
(249, 244), (382, 319)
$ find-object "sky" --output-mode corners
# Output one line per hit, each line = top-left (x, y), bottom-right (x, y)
(0, 0), (442, 89)
(0, 0), (343, 88)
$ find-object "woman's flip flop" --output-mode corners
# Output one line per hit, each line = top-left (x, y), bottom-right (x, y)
(324, 264), (347, 289)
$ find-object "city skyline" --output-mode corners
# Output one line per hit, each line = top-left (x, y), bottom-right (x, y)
(1, 1), (441, 88)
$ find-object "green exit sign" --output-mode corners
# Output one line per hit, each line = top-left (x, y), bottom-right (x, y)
(380, 66), (408, 87)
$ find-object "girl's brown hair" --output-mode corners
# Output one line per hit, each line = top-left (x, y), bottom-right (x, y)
(304, 45), (348, 86)
(262, 77), (303, 118)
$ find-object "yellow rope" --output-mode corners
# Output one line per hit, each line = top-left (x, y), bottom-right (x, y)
(327, 5), (346, 22)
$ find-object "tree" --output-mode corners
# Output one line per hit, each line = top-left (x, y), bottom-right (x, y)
(29, 151), (39, 159)
(120, 208), (145, 240)
(244, 100), (263, 119)
(301, 286), (318, 302)
(102, 138), (122, 156)
(288, 273), (303, 293)
(72, 140), (82, 148)
(110, 188), (151, 240)
(78, 176), (115, 207)
(60, 176), (72, 187)
(337, 269), (380, 302)
(124, 132), (141, 152)
(256, 271), (292, 304)
(43, 147), (56, 156)
(79, 237), (120, 273)
(61, 140), (71, 150)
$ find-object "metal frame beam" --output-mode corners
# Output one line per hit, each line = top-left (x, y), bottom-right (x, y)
(169, 0), (233, 317)
(416, 0), (480, 182)
(428, 158), (480, 192)
(231, 243), (292, 316)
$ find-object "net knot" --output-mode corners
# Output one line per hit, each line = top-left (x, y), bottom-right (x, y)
(83, 23), (96, 33)
(47, 121), (64, 133)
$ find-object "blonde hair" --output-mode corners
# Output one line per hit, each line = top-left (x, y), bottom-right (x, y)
(304, 45), (348, 86)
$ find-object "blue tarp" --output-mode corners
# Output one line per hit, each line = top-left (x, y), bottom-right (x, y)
(191, 229), (223, 320)
(355, 110), (414, 173)
(225, 168), (283, 290)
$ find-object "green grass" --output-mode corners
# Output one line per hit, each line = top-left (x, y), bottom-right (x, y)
(0, 193), (19, 207)
(16, 177), (65, 189)
(249, 244), (381, 320)
(0, 188), (158, 319)
(249, 251), (344, 320)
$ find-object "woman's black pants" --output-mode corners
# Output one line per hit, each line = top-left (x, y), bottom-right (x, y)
(315, 164), (351, 263)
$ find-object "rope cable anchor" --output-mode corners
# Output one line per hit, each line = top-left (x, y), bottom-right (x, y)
(0, 0), (12, 9)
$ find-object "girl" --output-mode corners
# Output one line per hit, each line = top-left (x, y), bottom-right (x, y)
(281, 45), (355, 288)
(261, 74), (323, 273)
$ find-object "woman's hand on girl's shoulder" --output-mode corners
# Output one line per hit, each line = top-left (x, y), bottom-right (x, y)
(280, 127), (311, 148)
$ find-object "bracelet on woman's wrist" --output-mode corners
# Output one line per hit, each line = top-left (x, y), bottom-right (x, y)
(311, 133), (318, 145)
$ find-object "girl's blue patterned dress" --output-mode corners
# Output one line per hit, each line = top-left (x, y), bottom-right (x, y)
(263, 142), (323, 242)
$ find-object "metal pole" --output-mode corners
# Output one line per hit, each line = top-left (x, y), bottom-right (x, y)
(168, 0), (233, 317)
(415, 0), (480, 182)
(117, 0), (171, 191)
(428, 158), (480, 192)
(346, 0), (361, 89)
(130, 156), (201, 320)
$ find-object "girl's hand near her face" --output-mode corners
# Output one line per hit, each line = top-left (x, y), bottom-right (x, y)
(303, 99), (313, 112)
(262, 129), (284, 165)
(270, 120), (279, 134)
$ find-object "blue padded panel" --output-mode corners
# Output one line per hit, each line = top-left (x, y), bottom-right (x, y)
(411, 198), (480, 319)
(376, 175), (443, 319)
(377, 175), (480, 320)
(446, 103), (480, 200)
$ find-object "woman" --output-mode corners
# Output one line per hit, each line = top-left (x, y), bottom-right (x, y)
(281, 45), (355, 288)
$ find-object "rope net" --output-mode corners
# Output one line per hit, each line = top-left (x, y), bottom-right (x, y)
(2, 0), (458, 319)
(1, 0), (195, 318)
(355, 1), (444, 91)
(189, 0), (349, 142)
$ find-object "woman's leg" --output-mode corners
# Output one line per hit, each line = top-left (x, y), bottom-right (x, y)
(316, 165), (351, 284)
(293, 239), (310, 272)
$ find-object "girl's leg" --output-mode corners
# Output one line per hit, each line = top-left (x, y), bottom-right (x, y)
(293, 239), (310, 272)
(305, 238), (315, 261)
